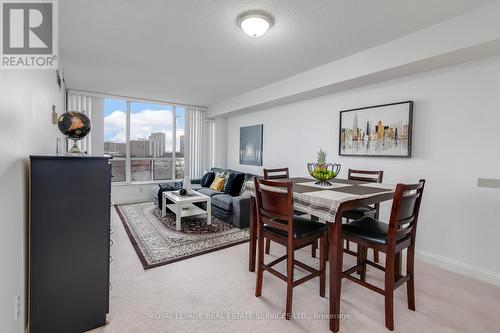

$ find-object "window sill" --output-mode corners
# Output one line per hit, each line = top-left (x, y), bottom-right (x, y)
(112, 179), (183, 187)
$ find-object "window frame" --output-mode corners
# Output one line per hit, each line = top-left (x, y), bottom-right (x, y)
(105, 99), (184, 184)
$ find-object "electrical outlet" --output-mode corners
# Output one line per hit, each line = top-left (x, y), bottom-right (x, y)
(15, 294), (20, 320)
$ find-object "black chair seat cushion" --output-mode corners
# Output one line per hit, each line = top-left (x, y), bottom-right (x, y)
(224, 172), (246, 196)
(343, 205), (376, 221)
(265, 216), (327, 240)
(342, 217), (406, 245)
(200, 171), (215, 187)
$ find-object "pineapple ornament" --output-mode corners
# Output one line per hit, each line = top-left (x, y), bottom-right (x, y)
(307, 149), (341, 185)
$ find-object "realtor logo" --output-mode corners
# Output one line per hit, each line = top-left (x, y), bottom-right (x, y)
(1, 0), (58, 69)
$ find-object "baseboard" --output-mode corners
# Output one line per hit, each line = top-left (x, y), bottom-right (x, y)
(416, 249), (500, 287)
(112, 197), (152, 205)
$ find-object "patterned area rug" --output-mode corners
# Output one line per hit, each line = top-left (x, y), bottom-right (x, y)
(115, 202), (249, 269)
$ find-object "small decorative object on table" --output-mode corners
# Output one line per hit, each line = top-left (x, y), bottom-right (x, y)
(307, 149), (341, 186)
(179, 188), (187, 196)
(57, 111), (91, 155)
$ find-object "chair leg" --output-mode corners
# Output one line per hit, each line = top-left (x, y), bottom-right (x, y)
(285, 245), (294, 320)
(255, 229), (265, 297)
(311, 240), (317, 258)
(325, 234), (329, 261)
(373, 249), (380, 263)
(265, 238), (271, 254)
(357, 245), (368, 282)
(319, 235), (326, 297)
(384, 252), (395, 331)
(344, 217), (350, 251)
(407, 245), (416, 311)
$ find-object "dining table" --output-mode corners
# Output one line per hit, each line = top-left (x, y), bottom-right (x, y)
(243, 177), (397, 332)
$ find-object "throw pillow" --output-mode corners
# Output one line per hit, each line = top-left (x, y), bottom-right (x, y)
(224, 172), (245, 197)
(200, 171), (215, 187)
(215, 170), (229, 179)
(210, 177), (226, 191)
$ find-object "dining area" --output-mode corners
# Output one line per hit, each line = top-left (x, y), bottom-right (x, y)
(244, 166), (425, 332)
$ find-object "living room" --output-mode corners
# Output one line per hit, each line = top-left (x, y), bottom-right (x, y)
(1, 1), (500, 333)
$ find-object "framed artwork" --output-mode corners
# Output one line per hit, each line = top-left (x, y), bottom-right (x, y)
(239, 124), (263, 166)
(339, 101), (413, 157)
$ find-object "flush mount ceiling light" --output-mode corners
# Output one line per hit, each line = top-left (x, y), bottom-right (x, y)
(238, 11), (273, 38)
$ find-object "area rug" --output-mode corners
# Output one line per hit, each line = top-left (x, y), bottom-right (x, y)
(115, 202), (249, 269)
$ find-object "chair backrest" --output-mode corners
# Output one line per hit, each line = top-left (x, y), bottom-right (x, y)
(253, 178), (294, 238)
(263, 167), (290, 180)
(348, 169), (384, 183)
(387, 179), (426, 246)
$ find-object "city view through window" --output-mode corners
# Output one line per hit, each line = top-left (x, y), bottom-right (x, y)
(104, 99), (185, 182)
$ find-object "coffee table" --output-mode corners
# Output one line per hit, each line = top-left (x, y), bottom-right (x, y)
(161, 190), (211, 231)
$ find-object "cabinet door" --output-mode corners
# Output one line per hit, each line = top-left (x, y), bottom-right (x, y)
(30, 158), (110, 333)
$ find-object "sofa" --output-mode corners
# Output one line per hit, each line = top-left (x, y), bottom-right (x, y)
(152, 168), (258, 229)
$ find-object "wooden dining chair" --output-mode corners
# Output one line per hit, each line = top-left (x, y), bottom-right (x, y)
(262, 168), (316, 257)
(344, 169), (384, 262)
(254, 178), (327, 319)
(263, 167), (290, 179)
(341, 179), (425, 330)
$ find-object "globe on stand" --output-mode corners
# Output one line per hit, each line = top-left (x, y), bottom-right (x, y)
(57, 111), (91, 155)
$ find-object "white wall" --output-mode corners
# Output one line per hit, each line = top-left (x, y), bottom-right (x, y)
(112, 183), (160, 204)
(0, 70), (65, 333)
(225, 55), (500, 285)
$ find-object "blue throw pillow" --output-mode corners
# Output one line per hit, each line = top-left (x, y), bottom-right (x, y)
(201, 171), (215, 187)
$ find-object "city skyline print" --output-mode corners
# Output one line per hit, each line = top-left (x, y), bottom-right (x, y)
(339, 101), (413, 157)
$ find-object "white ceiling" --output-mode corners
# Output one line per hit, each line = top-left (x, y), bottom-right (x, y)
(60, 0), (497, 107)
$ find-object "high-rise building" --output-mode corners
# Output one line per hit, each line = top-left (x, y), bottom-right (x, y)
(376, 121), (384, 140)
(353, 113), (358, 140)
(104, 141), (126, 157)
(149, 132), (166, 157)
(130, 138), (150, 157)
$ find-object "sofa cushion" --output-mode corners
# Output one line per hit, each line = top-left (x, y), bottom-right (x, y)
(191, 184), (202, 190)
(210, 177), (226, 191)
(196, 187), (222, 197)
(224, 172), (245, 197)
(154, 181), (183, 210)
(212, 194), (233, 212)
(200, 171), (215, 187)
(159, 182), (182, 192)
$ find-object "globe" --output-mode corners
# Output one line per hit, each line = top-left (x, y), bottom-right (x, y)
(57, 111), (91, 140)
(57, 111), (91, 154)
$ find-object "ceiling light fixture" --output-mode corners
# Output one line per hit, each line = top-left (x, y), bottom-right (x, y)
(238, 11), (273, 38)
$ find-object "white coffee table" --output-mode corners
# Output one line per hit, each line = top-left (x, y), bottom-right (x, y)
(161, 190), (211, 231)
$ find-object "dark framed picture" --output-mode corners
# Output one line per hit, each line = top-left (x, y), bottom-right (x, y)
(339, 101), (413, 157)
(239, 124), (263, 166)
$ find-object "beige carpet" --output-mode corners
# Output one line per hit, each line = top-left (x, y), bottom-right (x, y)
(87, 208), (500, 333)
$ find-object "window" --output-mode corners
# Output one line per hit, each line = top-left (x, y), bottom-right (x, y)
(104, 98), (185, 183)
(104, 99), (126, 182)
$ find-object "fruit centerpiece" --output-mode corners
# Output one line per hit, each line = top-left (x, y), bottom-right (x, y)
(307, 149), (341, 186)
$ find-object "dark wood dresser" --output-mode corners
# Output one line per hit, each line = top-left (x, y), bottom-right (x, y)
(29, 156), (111, 333)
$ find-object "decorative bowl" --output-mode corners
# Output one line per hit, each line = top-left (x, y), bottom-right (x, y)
(307, 163), (341, 186)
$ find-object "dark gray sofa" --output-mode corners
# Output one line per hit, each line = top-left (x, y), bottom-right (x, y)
(152, 167), (258, 229)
